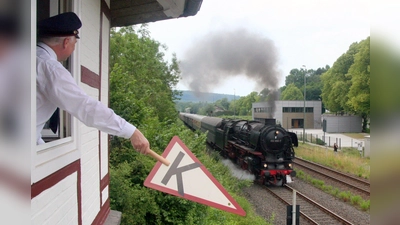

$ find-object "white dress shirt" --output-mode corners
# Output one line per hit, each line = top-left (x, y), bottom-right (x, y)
(36, 42), (136, 144)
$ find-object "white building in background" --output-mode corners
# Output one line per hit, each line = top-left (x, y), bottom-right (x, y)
(321, 114), (362, 133)
(252, 101), (322, 129)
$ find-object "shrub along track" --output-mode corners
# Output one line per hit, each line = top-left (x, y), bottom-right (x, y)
(293, 157), (370, 200)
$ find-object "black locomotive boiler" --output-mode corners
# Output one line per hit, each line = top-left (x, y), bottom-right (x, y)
(179, 113), (298, 186)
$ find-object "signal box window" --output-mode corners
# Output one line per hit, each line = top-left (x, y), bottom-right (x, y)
(38, 0), (74, 143)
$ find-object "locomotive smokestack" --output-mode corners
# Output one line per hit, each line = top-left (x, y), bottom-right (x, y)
(179, 28), (281, 102)
(267, 90), (279, 118)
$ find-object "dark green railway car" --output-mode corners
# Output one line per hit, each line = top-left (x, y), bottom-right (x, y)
(200, 116), (224, 148)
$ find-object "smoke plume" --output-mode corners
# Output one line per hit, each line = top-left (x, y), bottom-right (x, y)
(179, 28), (281, 96)
(221, 159), (255, 181)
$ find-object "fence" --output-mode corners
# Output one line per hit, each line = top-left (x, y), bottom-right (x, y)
(290, 131), (366, 157)
(291, 131), (342, 149)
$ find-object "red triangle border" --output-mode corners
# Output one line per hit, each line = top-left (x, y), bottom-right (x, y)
(144, 136), (246, 216)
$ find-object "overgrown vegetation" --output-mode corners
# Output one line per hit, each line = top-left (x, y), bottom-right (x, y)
(315, 138), (326, 146)
(110, 123), (270, 224)
(108, 25), (270, 225)
(294, 143), (370, 211)
(296, 170), (370, 211)
(295, 143), (370, 179)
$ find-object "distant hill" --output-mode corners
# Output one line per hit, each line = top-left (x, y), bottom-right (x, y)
(175, 90), (239, 102)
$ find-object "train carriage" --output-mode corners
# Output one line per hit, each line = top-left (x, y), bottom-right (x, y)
(180, 113), (205, 131)
(201, 116), (223, 147)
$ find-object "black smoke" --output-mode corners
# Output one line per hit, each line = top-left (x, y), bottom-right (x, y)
(179, 28), (281, 97)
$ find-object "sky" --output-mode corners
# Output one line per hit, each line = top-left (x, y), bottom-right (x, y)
(147, 0), (370, 97)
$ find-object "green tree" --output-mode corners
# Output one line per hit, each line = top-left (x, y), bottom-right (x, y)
(228, 92), (259, 116)
(285, 68), (304, 89)
(175, 101), (192, 112)
(347, 37), (370, 131)
(199, 103), (215, 116)
(305, 66), (328, 101)
(214, 97), (230, 110)
(258, 88), (270, 102)
(321, 41), (360, 113)
(320, 37), (370, 131)
(281, 83), (304, 100)
(282, 66), (327, 101)
(243, 92), (259, 112)
(110, 25), (180, 123)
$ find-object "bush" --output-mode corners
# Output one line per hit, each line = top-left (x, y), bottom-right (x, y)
(322, 185), (333, 192)
(110, 122), (271, 224)
(331, 187), (340, 197)
(316, 138), (326, 145)
(338, 191), (352, 202)
(350, 195), (362, 206)
(360, 200), (370, 211)
(311, 179), (325, 188)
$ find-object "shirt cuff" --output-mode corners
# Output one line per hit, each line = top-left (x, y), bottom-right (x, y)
(121, 122), (136, 139)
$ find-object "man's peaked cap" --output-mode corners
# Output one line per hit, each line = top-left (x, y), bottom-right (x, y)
(37, 12), (82, 38)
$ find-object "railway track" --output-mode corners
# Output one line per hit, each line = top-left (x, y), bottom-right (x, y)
(265, 185), (354, 225)
(293, 157), (370, 199)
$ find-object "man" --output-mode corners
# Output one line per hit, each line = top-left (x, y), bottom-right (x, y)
(36, 12), (150, 154)
(333, 143), (338, 152)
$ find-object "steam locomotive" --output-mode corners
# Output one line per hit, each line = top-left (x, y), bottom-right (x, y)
(179, 113), (298, 186)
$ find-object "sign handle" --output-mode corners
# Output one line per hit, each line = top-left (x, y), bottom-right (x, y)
(149, 150), (170, 166)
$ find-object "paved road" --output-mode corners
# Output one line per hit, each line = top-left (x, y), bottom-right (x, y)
(288, 128), (368, 149)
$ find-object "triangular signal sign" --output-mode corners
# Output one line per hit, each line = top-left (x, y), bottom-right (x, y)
(144, 136), (246, 216)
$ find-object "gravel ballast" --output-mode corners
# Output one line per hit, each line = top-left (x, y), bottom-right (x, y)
(241, 179), (370, 225)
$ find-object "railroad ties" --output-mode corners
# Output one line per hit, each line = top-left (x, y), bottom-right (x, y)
(265, 185), (354, 225)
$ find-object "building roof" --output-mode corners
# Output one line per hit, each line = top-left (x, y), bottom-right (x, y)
(110, 0), (203, 27)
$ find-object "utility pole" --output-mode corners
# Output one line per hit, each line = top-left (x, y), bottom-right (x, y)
(302, 65), (306, 144)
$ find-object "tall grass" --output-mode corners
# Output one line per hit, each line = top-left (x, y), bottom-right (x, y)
(296, 170), (370, 211)
(295, 143), (370, 179)
(294, 143), (371, 211)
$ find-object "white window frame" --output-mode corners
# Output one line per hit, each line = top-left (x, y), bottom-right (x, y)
(32, 0), (81, 183)
(40, 0), (74, 142)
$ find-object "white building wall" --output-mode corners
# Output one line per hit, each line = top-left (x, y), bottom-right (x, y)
(81, 0), (101, 74)
(80, 139), (100, 225)
(101, 12), (110, 180)
(312, 101), (322, 128)
(79, 86), (101, 225)
(322, 114), (362, 133)
(31, 173), (78, 225)
(253, 101), (322, 128)
(80, 1), (102, 224)
(102, 186), (109, 206)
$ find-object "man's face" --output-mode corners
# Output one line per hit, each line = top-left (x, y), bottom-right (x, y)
(59, 36), (77, 61)
(65, 36), (77, 56)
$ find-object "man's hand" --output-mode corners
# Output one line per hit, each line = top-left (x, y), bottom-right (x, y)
(130, 129), (150, 154)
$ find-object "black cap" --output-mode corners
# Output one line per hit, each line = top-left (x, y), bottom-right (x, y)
(37, 12), (82, 38)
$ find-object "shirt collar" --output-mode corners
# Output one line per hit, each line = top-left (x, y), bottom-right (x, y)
(37, 42), (58, 60)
